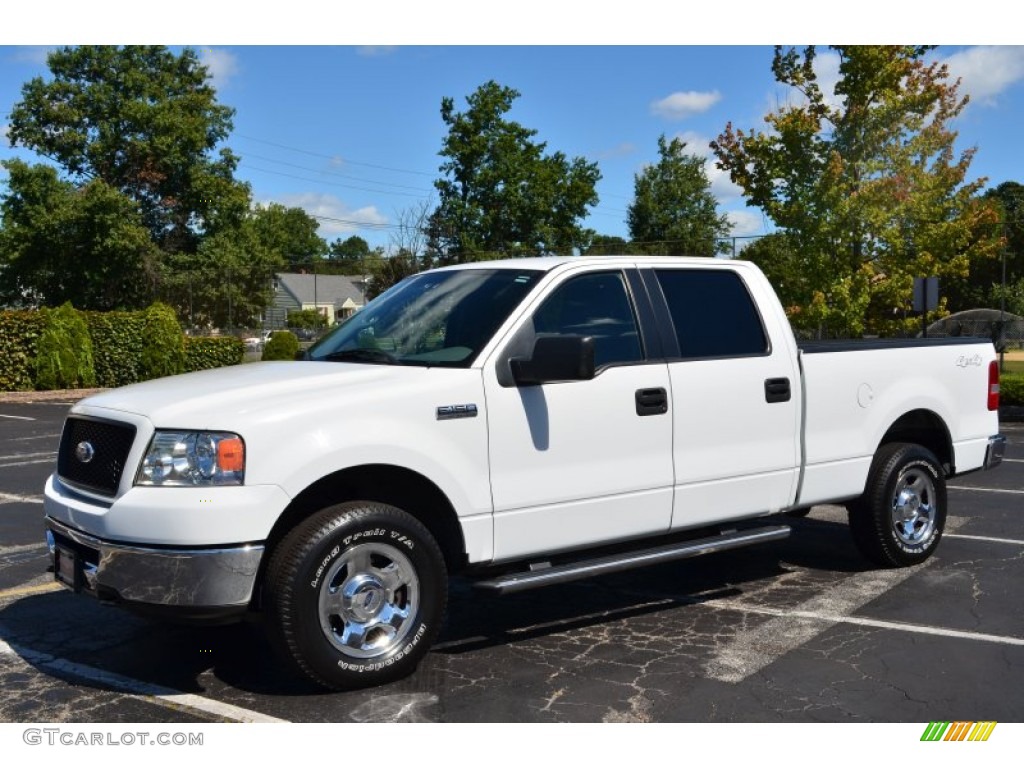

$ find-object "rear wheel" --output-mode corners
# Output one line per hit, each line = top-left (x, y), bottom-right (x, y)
(265, 501), (447, 690)
(848, 442), (946, 567)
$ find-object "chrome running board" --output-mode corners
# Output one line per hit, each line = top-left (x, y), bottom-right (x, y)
(473, 524), (791, 594)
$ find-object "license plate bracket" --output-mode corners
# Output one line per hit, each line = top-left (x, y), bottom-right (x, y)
(54, 546), (81, 591)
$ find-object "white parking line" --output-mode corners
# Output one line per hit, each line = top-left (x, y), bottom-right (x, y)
(948, 485), (1024, 494)
(0, 637), (288, 723)
(702, 601), (1024, 648)
(703, 564), (928, 683)
(0, 451), (55, 461)
(2, 434), (60, 443)
(0, 414), (35, 421)
(0, 459), (54, 469)
(0, 492), (44, 505)
(946, 533), (1024, 547)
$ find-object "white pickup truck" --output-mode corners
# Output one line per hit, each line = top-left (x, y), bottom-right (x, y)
(43, 256), (1006, 689)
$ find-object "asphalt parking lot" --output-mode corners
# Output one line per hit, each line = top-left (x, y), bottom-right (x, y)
(0, 401), (1021, 723)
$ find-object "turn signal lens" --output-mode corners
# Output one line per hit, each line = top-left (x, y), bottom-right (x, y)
(217, 437), (245, 472)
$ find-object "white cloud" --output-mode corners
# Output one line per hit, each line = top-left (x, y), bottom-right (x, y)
(199, 47), (240, 90)
(1, 124), (9, 140)
(942, 46), (1024, 106)
(725, 210), (765, 239)
(272, 192), (388, 238)
(650, 90), (721, 120)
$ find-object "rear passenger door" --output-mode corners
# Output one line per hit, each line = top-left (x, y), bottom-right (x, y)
(645, 266), (801, 528)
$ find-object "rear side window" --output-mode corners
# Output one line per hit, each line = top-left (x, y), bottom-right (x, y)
(654, 269), (768, 358)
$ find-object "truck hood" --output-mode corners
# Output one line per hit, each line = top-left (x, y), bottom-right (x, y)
(75, 361), (436, 429)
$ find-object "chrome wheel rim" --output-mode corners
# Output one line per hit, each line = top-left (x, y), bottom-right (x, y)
(890, 467), (937, 546)
(318, 542), (419, 659)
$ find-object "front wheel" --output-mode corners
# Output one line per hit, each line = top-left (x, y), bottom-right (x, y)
(848, 442), (947, 567)
(264, 502), (447, 690)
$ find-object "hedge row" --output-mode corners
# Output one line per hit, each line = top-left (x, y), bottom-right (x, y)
(1, 304), (245, 392)
(1002, 373), (1024, 406)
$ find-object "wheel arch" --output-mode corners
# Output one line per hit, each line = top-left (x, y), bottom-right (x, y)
(875, 409), (953, 475)
(254, 464), (467, 607)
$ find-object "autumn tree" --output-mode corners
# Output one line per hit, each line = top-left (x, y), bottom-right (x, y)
(628, 135), (730, 256)
(7, 45), (248, 255)
(712, 46), (1001, 336)
(428, 81), (601, 262)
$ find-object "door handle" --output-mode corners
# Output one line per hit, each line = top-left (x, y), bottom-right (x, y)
(635, 387), (668, 416)
(764, 377), (791, 403)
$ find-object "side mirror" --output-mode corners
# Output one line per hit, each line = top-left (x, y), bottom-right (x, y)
(510, 335), (595, 386)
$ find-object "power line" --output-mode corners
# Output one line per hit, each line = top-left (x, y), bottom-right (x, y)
(241, 151), (434, 195)
(239, 163), (428, 199)
(234, 133), (435, 178)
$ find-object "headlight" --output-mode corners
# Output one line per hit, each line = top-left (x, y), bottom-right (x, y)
(136, 431), (246, 486)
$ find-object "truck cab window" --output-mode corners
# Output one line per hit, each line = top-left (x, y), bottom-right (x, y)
(532, 271), (643, 369)
(655, 269), (768, 358)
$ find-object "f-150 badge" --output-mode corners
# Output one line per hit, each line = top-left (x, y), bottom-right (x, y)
(436, 404), (478, 420)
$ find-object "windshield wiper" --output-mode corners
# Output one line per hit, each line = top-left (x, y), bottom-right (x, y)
(319, 348), (401, 365)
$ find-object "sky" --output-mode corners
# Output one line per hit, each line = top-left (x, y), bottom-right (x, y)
(2, 9), (1023, 255)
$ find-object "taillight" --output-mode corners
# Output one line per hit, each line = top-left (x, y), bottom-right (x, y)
(988, 360), (1000, 411)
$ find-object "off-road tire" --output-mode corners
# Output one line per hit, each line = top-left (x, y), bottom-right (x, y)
(264, 501), (447, 690)
(848, 442), (946, 567)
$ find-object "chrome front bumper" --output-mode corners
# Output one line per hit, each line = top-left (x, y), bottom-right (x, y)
(44, 516), (264, 612)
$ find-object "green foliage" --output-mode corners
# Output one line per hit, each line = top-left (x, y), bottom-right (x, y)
(627, 135), (730, 256)
(367, 251), (418, 299)
(185, 336), (244, 371)
(0, 311), (46, 391)
(250, 203), (327, 268)
(740, 233), (814, 317)
(140, 302), (186, 379)
(262, 330), (299, 361)
(713, 46), (1001, 336)
(287, 309), (328, 330)
(1001, 373), (1024, 406)
(428, 80), (601, 262)
(0, 161), (159, 310)
(85, 311), (146, 387)
(7, 45), (246, 253)
(585, 234), (635, 256)
(326, 235), (377, 274)
(33, 303), (97, 391)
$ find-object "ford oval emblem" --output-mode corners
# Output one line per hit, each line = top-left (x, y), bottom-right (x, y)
(75, 441), (95, 464)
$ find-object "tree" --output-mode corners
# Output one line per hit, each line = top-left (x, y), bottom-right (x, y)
(427, 81), (601, 262)
(7, 45), (249, 254)
(327, 235), (372, 273)
(249, 203), (326, 268)
(627, 135), (730, 256)
(738, 232), (815, 320)
(584, 234), (633, 256)
(712, 46), (1001, 336)
(0, 159), (158, 309)
(160, 212), (285, 329)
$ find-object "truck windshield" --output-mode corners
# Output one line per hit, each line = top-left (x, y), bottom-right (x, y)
(308, 269), (544, 367)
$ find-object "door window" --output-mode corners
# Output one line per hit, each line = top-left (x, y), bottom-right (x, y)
(532, 272), (644, 369)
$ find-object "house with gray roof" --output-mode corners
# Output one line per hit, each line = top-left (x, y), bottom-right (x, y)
(268, 273), (370, 327)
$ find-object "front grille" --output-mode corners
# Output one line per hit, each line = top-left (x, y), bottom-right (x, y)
(57, 417), (137, 496)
